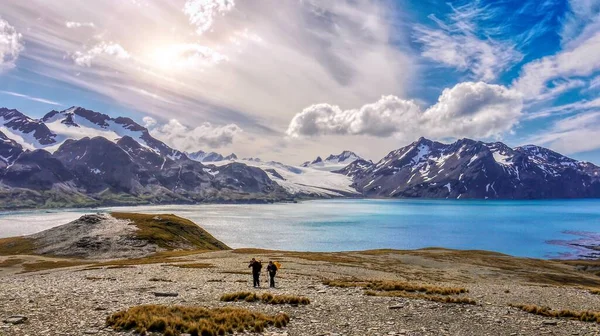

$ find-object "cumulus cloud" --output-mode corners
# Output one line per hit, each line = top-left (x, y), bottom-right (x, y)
(287, 82), (523, 141)
(65, 21), (95, 29)
(183, 0), (235, 35)
(145, 117), (242, 150)
(414, 4), (522, 81)
(0, 18), (24, 72)
(72, 42), (130, 67)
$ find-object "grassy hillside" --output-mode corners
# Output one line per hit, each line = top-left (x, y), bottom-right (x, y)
(111, 212), (230, 251)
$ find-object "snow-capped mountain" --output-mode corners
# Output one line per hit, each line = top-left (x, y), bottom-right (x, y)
(337, 137), (600, 199)
(186, 150), (237, 162)
(301, 150), (364, 171)
(209, 159), (358, 197)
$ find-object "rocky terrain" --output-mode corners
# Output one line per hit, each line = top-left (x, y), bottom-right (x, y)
(1, 214), (600, 335)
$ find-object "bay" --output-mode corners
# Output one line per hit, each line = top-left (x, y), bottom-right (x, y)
(0, 199), (599, 259)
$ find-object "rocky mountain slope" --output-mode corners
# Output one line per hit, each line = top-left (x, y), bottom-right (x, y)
(336, 137), (600, 199)
(0, 106), (292, 209)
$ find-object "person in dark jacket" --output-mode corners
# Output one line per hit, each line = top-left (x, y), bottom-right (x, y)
(266, 261), (278, 288)
(248, 258), (262, 287)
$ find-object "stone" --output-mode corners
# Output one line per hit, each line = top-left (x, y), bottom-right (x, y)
(3, 315), (27, 324)
(542, 321), (557, 326)
(153, 292), (179, 297)
(389, 305), (404, 309)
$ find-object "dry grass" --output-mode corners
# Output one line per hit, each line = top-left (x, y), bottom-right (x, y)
(510, 304), (600, 323)
(111, 212), (230, 251)
(106, 304), (290, 335)
(365, 290), (477, 305)
(85, 276), (116, 281)
(0, 237), (36, 256)
(589, 289), (600, 295)
(166, 262), (213, 269)
(0, 258), (24, 267)
(149, 278), (173, 283)
(323, 279), (467, 295)
(220, 292), (310, 305)
(20, 260), (91, 273)
(220, 270), (250, 275)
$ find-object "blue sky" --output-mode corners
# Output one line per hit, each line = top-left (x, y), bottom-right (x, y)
(1, 0), (600, 163)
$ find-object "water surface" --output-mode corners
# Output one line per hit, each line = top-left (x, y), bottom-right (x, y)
(1, 199), (599, 259)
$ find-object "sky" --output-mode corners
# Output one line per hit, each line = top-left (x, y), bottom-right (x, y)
(1, 0), (600, 164)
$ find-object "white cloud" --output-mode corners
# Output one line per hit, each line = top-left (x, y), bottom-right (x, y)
(0, 90), (62, 106)
(72, 42), (130, 67)
(183, 0), (235, 35)
(0, 0), (415, 161)
(528, 112), (600, 154)
(414, 4), (522, 81)
(287, 82), (523, 141)
(513, 32), (600, 99)
(146, 118), (242, 150)
(0, 18), (24, 72)
(65, 21), (95, 29)
(560, 0), (600, 46)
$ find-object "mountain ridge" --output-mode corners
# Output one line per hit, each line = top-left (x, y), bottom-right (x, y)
(0, 106), (598, 208)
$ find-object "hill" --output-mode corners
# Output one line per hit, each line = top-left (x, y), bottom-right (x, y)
(0, 213), (229, 259)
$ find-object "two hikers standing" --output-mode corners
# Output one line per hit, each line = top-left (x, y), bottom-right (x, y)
(248, 258), (278, 288)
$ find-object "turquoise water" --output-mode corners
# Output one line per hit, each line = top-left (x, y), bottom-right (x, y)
(0, 199), (599, 259)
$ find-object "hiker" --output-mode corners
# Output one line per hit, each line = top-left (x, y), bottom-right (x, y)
(248, 258), (262, 287)
(266, 261), (278, 288)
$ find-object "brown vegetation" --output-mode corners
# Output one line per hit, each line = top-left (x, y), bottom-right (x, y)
(510, 304), (600, 323)
(365, 290), (477, 305)
(111, 212), (230, 251)
(106, 304), (290, 335)
(20, 260), (91, 273)
(220, 292), (310, 305)
(0, 237), (36, 256)
(167, 262), (213, 269)
(323, 279), (467, 295)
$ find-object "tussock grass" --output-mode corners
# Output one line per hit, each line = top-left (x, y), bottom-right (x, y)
(0, 237), (36, 256)
(111, 213), (230, 251)
(220, 292), (310, 305)
(149, 278), (173, 283)
(589, 289), (600, 295)
(365, 290), (477, 305)
(106, 304), (290, 335)
(0, 258), (23, 267)
(167, 262), (213, 269)
(366, 281), (467, 295)
(510, 304), (600, 323)
(20, 260), (91, 273)
(323, 279), (467, 295)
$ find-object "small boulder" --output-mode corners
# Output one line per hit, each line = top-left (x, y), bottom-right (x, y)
(3, 315), (27, 324)
(153, 292), (179, 297)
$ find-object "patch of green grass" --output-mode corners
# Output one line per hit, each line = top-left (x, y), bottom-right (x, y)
(106, 304), (290, 335)
(220, 292), (310, 305)
(510, 304), (600, 323)
(111, 213), (230, 251)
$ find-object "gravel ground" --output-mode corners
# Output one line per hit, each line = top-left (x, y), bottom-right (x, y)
(2, 250), (600, 336)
